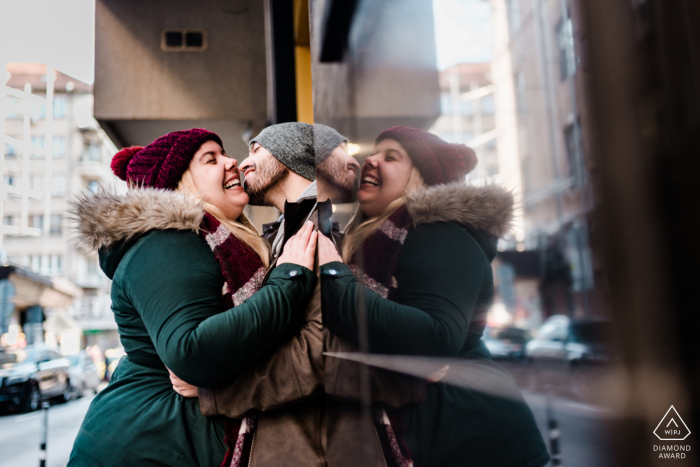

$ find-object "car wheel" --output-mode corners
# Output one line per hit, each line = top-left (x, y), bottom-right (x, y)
(58, 382), (72, 403)
(23, 383), (41, 412)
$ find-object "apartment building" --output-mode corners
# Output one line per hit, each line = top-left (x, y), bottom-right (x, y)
(2, 63), (123, 349)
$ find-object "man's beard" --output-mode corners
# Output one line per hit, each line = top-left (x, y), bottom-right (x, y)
(245, 155), (289, 206)
(317, 156), (357, 203)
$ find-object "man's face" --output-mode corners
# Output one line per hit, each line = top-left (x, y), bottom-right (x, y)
(240, 142), (289, 206)
(316, 143), (360, 203)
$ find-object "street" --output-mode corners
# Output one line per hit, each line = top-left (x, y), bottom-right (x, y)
(523, 390), (613, 467)
(0, 395), (93, 467)
(0, 374), (614, 467)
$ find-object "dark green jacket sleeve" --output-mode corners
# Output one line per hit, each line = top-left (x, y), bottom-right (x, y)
(120, 230), (316, 387)
(322, 223), (488, 357)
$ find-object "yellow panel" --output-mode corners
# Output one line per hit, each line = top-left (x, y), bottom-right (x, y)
(295, 45), (314, 124)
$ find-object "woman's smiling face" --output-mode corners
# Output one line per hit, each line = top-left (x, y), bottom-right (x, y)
(188, 140), (248, 220)
(357, 138), (414, 218)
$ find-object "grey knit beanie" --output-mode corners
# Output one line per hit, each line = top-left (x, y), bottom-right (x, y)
(250, 122), (315, 181)
(314, 124), (348, 164)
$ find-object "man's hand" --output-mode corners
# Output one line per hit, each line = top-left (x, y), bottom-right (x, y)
(168, 368), (199, 398)
(318, 233), (343, 265)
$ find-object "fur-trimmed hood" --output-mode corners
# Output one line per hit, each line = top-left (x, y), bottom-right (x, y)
(69, 188), (205, 254)
(406, 182), (513, 238)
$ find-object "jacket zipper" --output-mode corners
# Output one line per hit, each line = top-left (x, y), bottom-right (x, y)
(246, 429), (256, 467)
(373, 423), (389, 467)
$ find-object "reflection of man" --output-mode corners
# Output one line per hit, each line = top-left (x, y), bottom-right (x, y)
(174, 122), (424, 466)
(314, 126), (360, 204)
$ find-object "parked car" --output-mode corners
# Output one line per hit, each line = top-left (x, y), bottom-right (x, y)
(483, 326), (531, 361)
(103, 347), (126, 382)
(0, 345), (72, 412)
(66, 351), (101, 397)
(525, 315), (610, 401)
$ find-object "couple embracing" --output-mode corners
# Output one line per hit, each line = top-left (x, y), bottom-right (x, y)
(68, 123), (549, 467)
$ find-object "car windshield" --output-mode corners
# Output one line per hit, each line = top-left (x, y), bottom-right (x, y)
(0, 349), (38, 368)
(497, 328), (530, 343)
(570, 322), (608, 345)
(65, 355), (81, 366)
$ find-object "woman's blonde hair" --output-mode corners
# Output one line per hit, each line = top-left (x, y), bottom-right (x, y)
(177, 170), (271, 268)
(342, 166), (425, 262)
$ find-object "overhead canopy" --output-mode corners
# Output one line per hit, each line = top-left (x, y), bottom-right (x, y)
(0, 266), (82, 309)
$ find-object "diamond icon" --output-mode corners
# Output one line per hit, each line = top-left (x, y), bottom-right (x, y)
(654, 406), (691, 441)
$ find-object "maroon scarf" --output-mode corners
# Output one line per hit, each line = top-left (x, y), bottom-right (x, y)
(349, 205), (413, 301)
(199, 213), (267, 467)
(348, 205), (415, 467)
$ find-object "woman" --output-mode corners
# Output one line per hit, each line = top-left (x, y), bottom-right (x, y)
(318, 126), (550, 467)
(68, 128), (317, 467)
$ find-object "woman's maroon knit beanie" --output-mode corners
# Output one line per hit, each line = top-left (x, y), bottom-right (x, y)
(375, 126), (477, 186)
(110, 128), (224, 190)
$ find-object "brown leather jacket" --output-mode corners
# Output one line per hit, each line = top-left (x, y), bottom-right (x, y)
(199, 200), (425, 466)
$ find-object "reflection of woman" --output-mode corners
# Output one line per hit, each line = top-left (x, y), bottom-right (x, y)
(68, 129), (317, 467)
(319, 127), (550, 467)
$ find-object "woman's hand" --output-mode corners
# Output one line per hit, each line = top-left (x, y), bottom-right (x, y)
(277, 221), (317, 270)
(168, 368), (199, 398)
(318, 233), (343, 266)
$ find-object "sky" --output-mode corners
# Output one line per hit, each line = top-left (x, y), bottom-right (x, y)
(0, 0), (96, 84)
(432, 0), (494, 69)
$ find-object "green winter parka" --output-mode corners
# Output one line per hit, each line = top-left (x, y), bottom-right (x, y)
(321, 182), (551, 467)
(67, 188), (316, 467)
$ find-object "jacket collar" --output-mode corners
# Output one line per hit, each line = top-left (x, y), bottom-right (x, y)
(405, 182), (513, 238)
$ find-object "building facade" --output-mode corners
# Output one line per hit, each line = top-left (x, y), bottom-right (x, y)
(2, 63), (123, 350)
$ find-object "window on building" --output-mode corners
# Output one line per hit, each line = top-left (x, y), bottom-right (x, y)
(50, 254), (63, 275)
(557, 14), (577, 81)
(30, 137), (45, 158)
(515, 72), (527, 117)
(50, 215), (62, 235)
(31, 215), (44, 230)
(52, 137), (66, 158)
(4, 175), (14, 186)
(83, 141), (102, 162)
(52, 174), (66, 197)
(506, 0), (521, 35)
(564, 124), (583, 185)
(5, 142), (17, 158)
(34, 101), (46, 120)
(440, 93), (452, 115)
(53, 96), (67, 119)
(86, 256), (98, 276)
(481, 94), (496, 115)
(5, 97), (20, 119)
(3, 216), (13, 226)
(87, 180), (100, 193)
(460, 100), (474, 117)
(30, 255), (42, 272)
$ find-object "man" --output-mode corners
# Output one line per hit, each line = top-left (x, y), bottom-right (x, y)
(177, 122), (424, 466)
(315, 130), (359, 205)
(242, 122), (359, 255)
